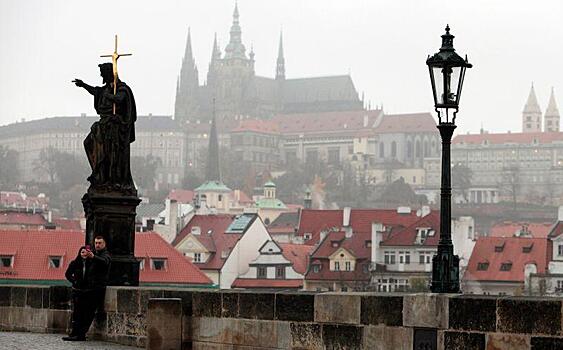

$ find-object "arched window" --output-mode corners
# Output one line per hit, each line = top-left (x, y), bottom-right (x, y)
(379, 142), (385, 158)
(415, 140), (421, 158)
(407, 140), (413, 158)
(424, 140), (430, 157)
(391, 141), (397, 158)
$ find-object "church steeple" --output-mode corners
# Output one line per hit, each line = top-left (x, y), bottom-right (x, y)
(174, 27), (199, 122)
(224, 2), (247, 60)
(522, 83), (542, 133)
(276, 30), (285, 80)
(544, 87), (560, 132)
(205, 100), (221, 182)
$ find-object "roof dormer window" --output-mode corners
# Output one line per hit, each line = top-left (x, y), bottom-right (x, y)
(477, 261), (489, 271)
(151, 258), (167, 271)
(0, 255), (13, 268)
(494, 242), (505, 252)
(500, 261), (512, 271)
(522, 244), (534, 253)
(48, 256), (63, 269)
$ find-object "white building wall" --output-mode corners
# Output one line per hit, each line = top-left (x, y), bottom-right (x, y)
(219, 218), (272, 289)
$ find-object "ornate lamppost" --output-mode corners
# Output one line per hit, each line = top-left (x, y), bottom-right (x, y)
(427, 25), (472, 293)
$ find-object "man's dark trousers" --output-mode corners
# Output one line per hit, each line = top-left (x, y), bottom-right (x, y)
(70, 288), (106, 337)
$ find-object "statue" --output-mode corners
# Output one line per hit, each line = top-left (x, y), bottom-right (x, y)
(75, 36), (141, 286)
(73, 37), (136, 194)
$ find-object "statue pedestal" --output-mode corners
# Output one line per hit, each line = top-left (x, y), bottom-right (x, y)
(82, 192), (141, 286)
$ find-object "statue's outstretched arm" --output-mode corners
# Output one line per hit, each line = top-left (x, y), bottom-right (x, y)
(72, 79), (96, 95)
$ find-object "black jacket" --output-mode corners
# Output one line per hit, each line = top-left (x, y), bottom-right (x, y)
(65, 247), (111, 289)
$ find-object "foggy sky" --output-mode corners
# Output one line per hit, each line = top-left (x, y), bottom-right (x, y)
(1, 0), (562, 134)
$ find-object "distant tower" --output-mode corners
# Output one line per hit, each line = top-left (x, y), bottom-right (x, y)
(522, 83), (542, 133)
(207, 33), (221, 88)
(276, 31), (285, 80)
(174, 28), (199, 123)
(544, 87), (560, 132)
(304, 188), (312, 209)
(206, 102), (221, 182)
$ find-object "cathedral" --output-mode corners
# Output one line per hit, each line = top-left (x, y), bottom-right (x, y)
(173, 4), (364, 124)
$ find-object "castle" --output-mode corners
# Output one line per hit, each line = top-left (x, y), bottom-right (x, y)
(173, 3), (364, 125)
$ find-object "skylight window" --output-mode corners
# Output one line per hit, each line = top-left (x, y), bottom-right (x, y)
(151, 258), (167, 271)
(48, 256), (62, 269)
(0, 256), (13, 268)
(500, 262), (512, 271)
(477, 262), (489, 271)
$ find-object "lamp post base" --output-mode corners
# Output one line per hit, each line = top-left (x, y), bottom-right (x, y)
(430, 245), (461, 293)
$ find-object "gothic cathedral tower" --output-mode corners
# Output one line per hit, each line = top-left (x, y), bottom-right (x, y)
(174, 28), (200, 124)
(544, 88), (560, 132)
(522, 83), (542, 133)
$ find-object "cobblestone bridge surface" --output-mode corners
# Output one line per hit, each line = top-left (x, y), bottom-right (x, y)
(0, 332), (140, 350)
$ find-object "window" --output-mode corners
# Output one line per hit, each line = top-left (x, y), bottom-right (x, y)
(328, 148), (340, 165)
(558, 244), (563, 257)
(151, 258), (167, 270)
(304, 233), (312, 241)
(399, 251), (410, 264)
(218, 194), (222, 202)
(477, 262), (489, 271)
(257, 266), (267, 278)
(345, 261), (351, 271)
(419, 251), (433, 264)
(363, 264), (369, 273)
(384, 251), (396, 264)
(0, 256), (13, 268)
(557, 280), (563, 291)
(194, 253), (201, 263)
(500, 262), (512, 271)
(48, 256), (62, 269)
(379, 143), (385, 158)
(334, 261), (340, 271)
(365, 240), (372, 248)
(276, 266), (285, 279)
(391, 141), (397, 158)
(341, 287), (348, 292)
(495, 243), (505, 252)
(312, 265), (320, 273)
(522, 244), (533, 253)
(139, 259), (145, 270)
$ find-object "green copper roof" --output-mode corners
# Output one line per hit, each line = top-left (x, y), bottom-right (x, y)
(264, 180), (276, 188)
(255, 197), (287, 209)
(195, 180), (232, 193)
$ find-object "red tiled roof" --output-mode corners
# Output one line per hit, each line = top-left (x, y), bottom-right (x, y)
(272, 109), (383, 135)
(0, 230), (212, 285)
(231, 278), (303, 289)
(279, 243), (314, 275)
(548, 222), (563, 239)
(173, 214), (242, 271)
(52, 218), (82, 231)
(373, 113), (437, 134)
(453, 131), (563, 145)
(490, 222), (553, 239)
(0, 192), (48, 209)
(136, 232), (212, 285)
(0, 212), (47, 226)
(167, 189), (195, 204)
(305, 231), (372, 282)
(382, 212), (441, 246)
(231, 119), (280, 134)
(296, 209), (421, 245)
(463, 237), (550, 283)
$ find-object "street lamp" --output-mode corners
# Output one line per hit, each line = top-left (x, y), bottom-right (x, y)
(427, 25), (472, 293)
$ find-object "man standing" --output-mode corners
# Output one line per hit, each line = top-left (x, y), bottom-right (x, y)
(63, 236), (111, 341)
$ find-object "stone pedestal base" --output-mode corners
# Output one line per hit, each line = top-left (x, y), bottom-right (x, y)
(82, 192), (141, 286)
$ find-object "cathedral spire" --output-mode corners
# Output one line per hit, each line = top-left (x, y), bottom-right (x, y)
(205, 99), (221, 182)
(211, 32), (221, 61)
(184, 27), (194, 64)
(522, 83), (543, 133)
(544, 87), (560, 132)
(276, 30), (285, 80)
(224, 2), (246, 59)
(175, 28), (199, 122)
(524, 83), (541, 113)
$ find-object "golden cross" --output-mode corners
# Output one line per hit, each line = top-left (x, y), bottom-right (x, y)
(100, 35), (132, 114)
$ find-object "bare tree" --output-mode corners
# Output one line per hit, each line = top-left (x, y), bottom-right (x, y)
(499, 166), (521, 210)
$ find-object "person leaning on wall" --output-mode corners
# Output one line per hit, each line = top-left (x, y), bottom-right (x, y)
(62, 235), (111, 341)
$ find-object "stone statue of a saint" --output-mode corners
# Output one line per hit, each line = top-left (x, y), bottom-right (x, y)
(73, 63), (137, 194)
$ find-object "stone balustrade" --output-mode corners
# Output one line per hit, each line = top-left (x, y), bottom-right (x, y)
(1, 285), (563, 349)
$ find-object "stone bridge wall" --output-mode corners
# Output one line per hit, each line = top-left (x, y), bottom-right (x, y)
(1, 285), (563, 349)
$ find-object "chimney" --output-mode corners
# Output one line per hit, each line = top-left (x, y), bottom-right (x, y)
(371, 223), (384, 264)
(343, 207), (351, 227)
(48, 210), (52, 223)
(320, 229), (329, 243)
(421, 205), (431, 218)
(169, 199), (178, 242)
